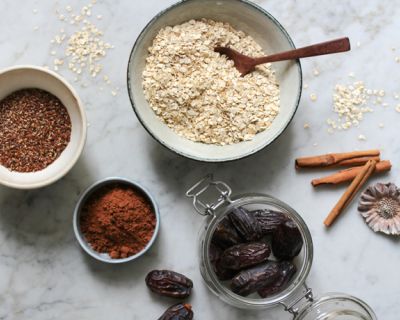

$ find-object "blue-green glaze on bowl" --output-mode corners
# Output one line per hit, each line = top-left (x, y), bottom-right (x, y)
(127, 0), (302, 162)
(73, 177), (160, 264)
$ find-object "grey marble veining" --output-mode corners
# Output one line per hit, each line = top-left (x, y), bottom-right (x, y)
(0, 0), (399, 319)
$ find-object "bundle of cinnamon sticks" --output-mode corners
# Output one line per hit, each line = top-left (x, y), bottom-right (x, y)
(295, 149), (392, 227)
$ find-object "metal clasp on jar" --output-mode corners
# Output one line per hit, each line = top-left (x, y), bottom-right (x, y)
(281, 284), (314, 317)
(186, 174), (233, 216)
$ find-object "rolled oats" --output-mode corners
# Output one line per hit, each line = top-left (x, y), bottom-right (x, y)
(142, 19), (280, 145)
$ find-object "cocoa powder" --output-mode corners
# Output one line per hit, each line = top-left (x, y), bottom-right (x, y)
(80, 183), (156, 259)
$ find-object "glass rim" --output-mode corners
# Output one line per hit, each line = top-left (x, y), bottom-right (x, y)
(296, 293), (377, 320)
(201, 192), (314, 309)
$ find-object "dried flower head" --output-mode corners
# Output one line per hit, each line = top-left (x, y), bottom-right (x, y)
(358, 182), (400, 235)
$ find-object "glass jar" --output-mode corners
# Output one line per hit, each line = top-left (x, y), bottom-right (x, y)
(186, 175), (377, 320)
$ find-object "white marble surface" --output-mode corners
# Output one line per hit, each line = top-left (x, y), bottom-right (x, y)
(0, 0), (399, 319)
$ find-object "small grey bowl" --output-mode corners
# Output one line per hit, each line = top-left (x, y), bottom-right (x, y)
(73, 177), (160, 264)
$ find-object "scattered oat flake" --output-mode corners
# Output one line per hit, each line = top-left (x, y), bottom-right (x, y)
(304, 83), (309, 89)
(396, 105), (400, 113)
(356, 41), (361, 47)
(111, 91), (117, 96)
(313, 69), (320, 76)
(395, 57), (400, 63)
(97, 15), (102, 20)
(304, 123), (310, 129)
(310, 93), (317, 101)
(327, 81), (379, 131)
(348, 72), (355, 78)
(358, 134), (367, 141)
(49, 2), (113, 81)
(379, 123), (384, 128)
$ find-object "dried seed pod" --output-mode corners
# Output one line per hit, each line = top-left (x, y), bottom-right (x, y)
(253, 209), (289, 235)
(220, 242), (271, 270)
(229, 207), (262, 241)
(212, 217), (242, 249)
(258, 261), (297, 298)
(231, 261), (280, 296)
(209, 243), (237, 281)
(358, 182), (400, 235)
(158, 303), (193, 320)
(272, 220), (303, 260)
(145, 270), (193, 298)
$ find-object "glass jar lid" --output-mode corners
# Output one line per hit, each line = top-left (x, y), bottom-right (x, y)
(295, 293), (377, 320)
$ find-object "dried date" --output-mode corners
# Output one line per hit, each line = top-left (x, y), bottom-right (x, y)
(146, 270), (193, 298)
(272, 220), (303, 260)
(258, 261), (297, 298)
(158, 303), (193, 320)
(231, 261), (280, 296)
(212, 217), (242, 249)
(209, 243), (237, 280)
(253, 209), (289, 235)
(229, 207), (262, 241)
(220, 242), (270, 270)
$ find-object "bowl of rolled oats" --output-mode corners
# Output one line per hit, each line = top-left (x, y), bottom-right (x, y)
(127, 0), (302, 162)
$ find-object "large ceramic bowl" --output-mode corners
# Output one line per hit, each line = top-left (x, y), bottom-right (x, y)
(0, 66), (87, 189)
(127, 0), (302, 162)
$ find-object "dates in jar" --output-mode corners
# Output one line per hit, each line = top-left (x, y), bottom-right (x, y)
(146, 270), (193, 298)
(209, 243), (237, 281)
(258, 261), (297, 298)
(253, 209), (289, 235)
(220, 242), (271, 270)
(158, 303), (193, 320)
(231, 261), (280, 296)
(228, 207), (262, 241)
(272, 220), (303, 260)
(212, 217), (242, 249)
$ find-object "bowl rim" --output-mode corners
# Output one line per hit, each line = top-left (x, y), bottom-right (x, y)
(0, 65), (87, 189)
(73, 177), (161, 264)
(127, 0), (303, 163)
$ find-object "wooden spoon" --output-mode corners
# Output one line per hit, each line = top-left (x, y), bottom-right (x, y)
(215, 37), (350, 76)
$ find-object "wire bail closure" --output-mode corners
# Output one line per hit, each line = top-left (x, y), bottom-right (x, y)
(186, 174), (232, 216)
(280, 284), (314, 316)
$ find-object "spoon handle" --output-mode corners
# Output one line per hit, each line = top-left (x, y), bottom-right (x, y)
(254, 37), (351, 64)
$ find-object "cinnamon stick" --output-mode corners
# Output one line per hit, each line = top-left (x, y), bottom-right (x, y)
(336, 155), (380, 167)
(324, 160), (376, 227)
(312, 160), (392, 186)
(295, 150), (380, 168)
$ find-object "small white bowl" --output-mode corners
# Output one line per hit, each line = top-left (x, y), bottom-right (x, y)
(73, 177), (160, 264)
(127, 0), (302, 162)
(0, 66), (87, 189)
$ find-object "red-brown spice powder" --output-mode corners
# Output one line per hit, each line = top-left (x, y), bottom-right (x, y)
(80, 183), (157, 259)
